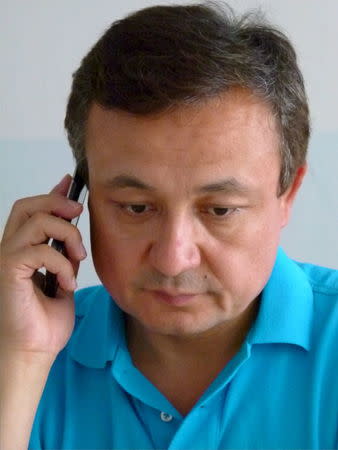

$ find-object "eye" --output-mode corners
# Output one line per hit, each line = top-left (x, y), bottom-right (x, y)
(206, 206), (239, 218)
(116, 203), (152, 215)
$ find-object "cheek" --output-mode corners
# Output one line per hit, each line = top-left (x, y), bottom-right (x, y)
(89, 209), (144, 294)
(209, 204), (282, 295)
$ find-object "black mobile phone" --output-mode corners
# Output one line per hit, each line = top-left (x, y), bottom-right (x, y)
(43, 166), (88, 298)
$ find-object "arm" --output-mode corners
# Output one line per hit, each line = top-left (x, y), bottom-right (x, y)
(0, 352), (54, 449)
(0, 174), (86, 449)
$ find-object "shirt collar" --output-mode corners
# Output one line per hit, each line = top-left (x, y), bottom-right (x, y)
(247, 247), (313, 351)
(69, 285), (125, 368)
(69, 247), (314, 368)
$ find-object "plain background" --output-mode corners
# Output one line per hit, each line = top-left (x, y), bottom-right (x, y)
(1, 0), (337, 290)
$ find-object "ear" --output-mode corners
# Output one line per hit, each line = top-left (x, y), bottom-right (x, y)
(280, 163), (308, 228)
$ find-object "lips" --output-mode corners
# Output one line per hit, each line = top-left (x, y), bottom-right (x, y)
(152, 289), (199, 297)
(147, 289), (200, 306)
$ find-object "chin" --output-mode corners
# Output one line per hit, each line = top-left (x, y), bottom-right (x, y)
(133, 308), (228, 338)
(108, 285), (232, 337)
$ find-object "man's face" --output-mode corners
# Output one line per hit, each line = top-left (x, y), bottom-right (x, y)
(86, 89), (305, 337)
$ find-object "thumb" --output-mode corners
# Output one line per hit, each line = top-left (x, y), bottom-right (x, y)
(50, 174), (72, 196)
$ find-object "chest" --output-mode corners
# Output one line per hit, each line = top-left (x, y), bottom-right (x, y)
(34, 345), (337, 450)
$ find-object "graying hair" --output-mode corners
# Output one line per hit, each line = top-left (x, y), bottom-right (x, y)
(65, 1), (310, 195)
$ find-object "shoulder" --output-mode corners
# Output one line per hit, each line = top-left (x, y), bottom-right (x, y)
(293, 259), (338, 331)
(294, 260), (338, 297)
(73, 284), (109, 317)
(293, 260), (338, 355)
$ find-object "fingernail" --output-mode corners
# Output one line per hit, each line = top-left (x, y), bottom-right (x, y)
(67, 199), (82, 208)
(79, 243), (87, 259)
(57, 174), (70, 187)
(71, 277), (78, 291)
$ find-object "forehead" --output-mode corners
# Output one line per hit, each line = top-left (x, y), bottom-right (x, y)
(85, 89), (280, 192)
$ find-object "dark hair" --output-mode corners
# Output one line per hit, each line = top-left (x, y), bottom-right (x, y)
(64, 1), (310, 195)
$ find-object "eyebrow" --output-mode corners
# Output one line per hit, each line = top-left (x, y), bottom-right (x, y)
(103, 174), (156, 191)
(103, 174), (252, 196)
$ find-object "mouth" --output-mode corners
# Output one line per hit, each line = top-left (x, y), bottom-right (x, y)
(146, 289), (201, 306)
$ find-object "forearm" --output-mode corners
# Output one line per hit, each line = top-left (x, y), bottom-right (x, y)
(0, 351), (54, 450)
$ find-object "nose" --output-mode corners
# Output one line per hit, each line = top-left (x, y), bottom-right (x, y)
(147, 212), (201, 277)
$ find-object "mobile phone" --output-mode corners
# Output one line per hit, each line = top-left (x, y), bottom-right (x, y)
(43, 166), (88, 297)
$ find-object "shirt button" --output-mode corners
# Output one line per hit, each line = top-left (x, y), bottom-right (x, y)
(160, 412), (173, 422)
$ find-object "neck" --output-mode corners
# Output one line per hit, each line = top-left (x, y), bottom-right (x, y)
(126, 298), (259, 416)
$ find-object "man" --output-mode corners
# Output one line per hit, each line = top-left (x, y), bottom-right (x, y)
(0, 3), (337, 449)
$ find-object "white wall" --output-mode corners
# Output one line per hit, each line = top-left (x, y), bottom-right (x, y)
(1, 0), (337, 290)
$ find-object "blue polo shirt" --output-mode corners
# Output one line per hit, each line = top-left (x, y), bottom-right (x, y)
(29, 247), (338, 449)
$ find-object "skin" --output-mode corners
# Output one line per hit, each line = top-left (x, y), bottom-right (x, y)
(85, 88), (307, 413)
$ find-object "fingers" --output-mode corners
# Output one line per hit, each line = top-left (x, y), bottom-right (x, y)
(32, 260), (80, 290)
(5, 212), (87, 262)
(2, 193), (83, 243)
(0, 174), (87, 298)
(5, 244), (78, 292)
(49, 174), (73, 196)
(2, 174), (82, 243)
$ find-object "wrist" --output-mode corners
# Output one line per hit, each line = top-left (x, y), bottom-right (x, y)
(0, 348), (56, 368)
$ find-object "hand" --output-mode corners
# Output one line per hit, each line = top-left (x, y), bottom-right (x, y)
(0, 174), (87, 358)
